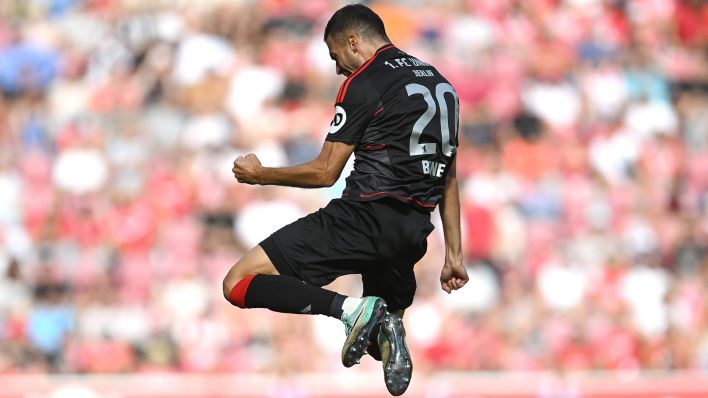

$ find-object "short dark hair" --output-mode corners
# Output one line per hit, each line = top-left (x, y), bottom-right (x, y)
(324, 4), (390, 42)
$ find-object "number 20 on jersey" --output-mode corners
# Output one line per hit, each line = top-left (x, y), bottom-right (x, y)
(405, 82), (459, 178)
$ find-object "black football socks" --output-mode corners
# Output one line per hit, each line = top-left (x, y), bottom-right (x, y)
(230, 274), (347, 318)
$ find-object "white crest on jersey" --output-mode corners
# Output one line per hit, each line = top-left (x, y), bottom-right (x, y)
(329, 105), (347, 134)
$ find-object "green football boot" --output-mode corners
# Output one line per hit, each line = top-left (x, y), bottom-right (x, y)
(341, 296), (387, 367)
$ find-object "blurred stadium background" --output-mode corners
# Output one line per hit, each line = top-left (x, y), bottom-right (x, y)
(0, 0), (707, 397)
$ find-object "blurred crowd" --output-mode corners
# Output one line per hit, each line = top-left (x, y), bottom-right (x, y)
(0, 0), (707, 375)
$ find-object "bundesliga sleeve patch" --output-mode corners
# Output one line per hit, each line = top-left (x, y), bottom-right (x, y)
(329, 105), (347, 134)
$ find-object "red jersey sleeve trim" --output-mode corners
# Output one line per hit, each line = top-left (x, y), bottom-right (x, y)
(335, 80), (347, 104)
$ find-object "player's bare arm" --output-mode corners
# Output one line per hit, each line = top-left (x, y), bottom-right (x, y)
(438, 158), (468, 294)
(232, 140), (355, 188)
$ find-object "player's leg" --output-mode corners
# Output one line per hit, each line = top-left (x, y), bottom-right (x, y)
(223, 245), (387, 367)
(222, 203), (387, 354)
(362, 270), (412, 337)
(222, 244), (350, 317)
(362, 268), (415, 396)
(366, 202), (433, 396)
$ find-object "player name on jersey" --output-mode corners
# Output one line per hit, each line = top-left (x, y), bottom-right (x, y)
(422, 160), (446, 178)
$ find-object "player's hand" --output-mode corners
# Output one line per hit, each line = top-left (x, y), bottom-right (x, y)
(232, 154), (262, 185)
(440, 258), (468, 294)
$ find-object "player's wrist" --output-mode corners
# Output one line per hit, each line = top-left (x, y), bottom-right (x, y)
(255, 167), (266, 185)
(444, 247), (462, 262)
(445, 245), (462, 259)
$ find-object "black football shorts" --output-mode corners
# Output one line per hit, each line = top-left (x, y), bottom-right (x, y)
(259, 197), (434, 311)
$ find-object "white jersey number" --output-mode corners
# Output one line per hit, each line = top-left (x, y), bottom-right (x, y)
(405, 83), (459, 157)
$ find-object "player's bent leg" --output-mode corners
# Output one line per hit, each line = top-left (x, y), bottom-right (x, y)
(223, 246), (368, 322)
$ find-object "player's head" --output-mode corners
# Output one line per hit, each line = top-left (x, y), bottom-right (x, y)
(324, 4), (391, 77)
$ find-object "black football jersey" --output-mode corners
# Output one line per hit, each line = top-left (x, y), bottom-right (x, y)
(326, 45), (459, 211)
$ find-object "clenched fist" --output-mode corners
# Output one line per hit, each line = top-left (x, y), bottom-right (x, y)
(440, 258), (468, 294)
(232, 154), (262, 184)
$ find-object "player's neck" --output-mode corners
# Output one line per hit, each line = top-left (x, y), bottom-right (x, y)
(359, 40), (392, 61)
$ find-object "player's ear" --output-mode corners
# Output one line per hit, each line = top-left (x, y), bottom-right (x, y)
(347, 34), (358, 53)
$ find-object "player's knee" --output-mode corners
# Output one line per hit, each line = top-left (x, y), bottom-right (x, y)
(223, 275), (247, 308)
(223, 265), (258, 307)
(223, 272), (243, 304)
(222, 277), (234, 303)
(223, 248), (278, 307)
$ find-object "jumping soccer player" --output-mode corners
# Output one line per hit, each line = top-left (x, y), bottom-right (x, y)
(223, 4), (468, 395)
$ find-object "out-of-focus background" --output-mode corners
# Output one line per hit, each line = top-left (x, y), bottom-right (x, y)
(0, 0), (706, 397)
